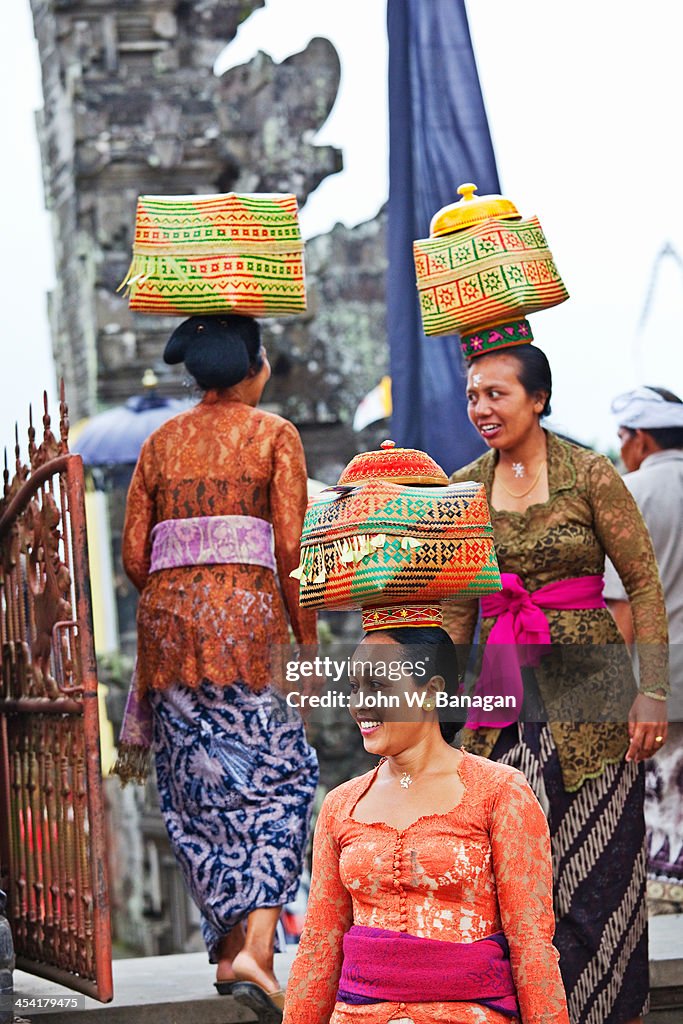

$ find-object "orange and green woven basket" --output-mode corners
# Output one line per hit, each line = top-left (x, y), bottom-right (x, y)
(292, 479), (501, 611)
(119, 192), (306, 316)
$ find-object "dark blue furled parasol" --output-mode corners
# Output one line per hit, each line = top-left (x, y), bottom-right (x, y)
(72, 376), (195, 467)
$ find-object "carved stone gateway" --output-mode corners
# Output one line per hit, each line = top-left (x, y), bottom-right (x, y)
(30, 0), (388, 469)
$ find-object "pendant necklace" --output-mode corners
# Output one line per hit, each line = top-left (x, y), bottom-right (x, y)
(512, 462), (525, 478)
(498, 460), (546, 499)
(378, 758), (414, 790)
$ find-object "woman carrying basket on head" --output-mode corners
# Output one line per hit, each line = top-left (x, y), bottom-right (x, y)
(120, 314), (319, 1018)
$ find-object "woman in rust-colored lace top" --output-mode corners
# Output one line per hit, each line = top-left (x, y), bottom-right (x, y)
(123, 383), (317, 692)
(122, 315), (318, 1015)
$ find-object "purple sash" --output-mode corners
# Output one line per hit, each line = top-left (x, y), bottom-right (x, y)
(112, 514), (275, 785)
(150, 514), (275, 572)
(337, 926), (519, 1017)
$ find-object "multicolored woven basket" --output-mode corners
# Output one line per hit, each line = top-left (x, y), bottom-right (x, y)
(119, 192), (306, 316)
(413, 214), (568, 337)
(292, 478), (501, 611)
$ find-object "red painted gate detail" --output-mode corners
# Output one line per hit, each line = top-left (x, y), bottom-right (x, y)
(0, 387), (112, 1001)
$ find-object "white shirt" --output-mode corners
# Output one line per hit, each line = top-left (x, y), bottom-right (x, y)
(604, 449), (683, 717)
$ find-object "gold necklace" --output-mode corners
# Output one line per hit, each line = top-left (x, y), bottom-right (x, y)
(497, 460), (546, 499)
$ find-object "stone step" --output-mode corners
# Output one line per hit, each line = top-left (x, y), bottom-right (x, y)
(9, 917), (683, 1022)
(647, 913), (683, 1021)
(11, 948), (296, 1023)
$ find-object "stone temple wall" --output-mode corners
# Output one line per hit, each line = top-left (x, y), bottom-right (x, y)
(28, 0), (388, 957)
(29, 0), (389, 477)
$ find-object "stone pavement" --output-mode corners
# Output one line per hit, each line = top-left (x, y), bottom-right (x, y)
(9, 919), (683, 1023)
(648, 913), (683, 1022)
(11, 948), (297, 1024)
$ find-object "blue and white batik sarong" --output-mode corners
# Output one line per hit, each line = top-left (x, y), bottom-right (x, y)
(148, 680), (319, 960)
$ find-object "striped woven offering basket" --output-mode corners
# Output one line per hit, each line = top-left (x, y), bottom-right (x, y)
(291, 477), (501, 611)
(119, 192), (306, 316)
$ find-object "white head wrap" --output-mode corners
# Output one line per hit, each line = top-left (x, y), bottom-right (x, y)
(611, 387), (683, 430)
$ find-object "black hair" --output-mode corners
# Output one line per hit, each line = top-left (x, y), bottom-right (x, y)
(636, 386), (683, 450)
(472, 344), (553, 416)
(163, 314), (263, 390)
(368, 626), (462, 744)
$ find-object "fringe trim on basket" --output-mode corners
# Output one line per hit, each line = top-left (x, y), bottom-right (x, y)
(117, 254), (192, 295)
(111, 743), (152, 787)
(290, 534), (423, 586)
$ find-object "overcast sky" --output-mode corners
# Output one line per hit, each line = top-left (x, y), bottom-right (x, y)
(2, 0), (683, 458)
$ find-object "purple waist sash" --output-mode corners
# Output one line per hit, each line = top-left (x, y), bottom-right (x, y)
(337, 926), (519, 1017)
(114, 514), (275, 780)
(150, 514), (276, 573)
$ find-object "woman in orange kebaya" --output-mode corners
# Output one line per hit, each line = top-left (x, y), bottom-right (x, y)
(283, 626), (569, 1024)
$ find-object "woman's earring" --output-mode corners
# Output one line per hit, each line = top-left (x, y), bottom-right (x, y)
(423, 698), (435, 711)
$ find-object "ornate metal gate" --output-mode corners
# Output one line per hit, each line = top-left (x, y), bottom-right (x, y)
(0, 388), (112, 1001)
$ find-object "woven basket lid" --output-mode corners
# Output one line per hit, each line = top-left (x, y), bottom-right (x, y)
(338, 440), (448, 486)
(429, 182), (520, 237)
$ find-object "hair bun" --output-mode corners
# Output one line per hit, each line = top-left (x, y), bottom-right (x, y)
(163, 321), (193, 364)
(163, 315), (262, 389)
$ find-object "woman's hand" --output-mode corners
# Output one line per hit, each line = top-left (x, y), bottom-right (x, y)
(626, 694), (668, 762)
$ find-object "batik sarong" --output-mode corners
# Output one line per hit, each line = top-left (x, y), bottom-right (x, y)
(492, 721), (648, 1024)
(148, 680), (319, 961)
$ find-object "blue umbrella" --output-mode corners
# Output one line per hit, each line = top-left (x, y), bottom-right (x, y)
(72, 389), (195, 467)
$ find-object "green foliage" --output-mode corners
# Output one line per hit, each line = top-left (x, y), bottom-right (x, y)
(97, 650), (135, 690)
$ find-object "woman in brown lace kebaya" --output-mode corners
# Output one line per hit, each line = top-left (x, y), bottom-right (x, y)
(444, 345), (668, 1024)
(122, 315), (318, 1018)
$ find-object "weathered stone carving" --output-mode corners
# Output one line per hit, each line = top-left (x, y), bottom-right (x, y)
(29, 0), (390, 960)
(30, 1), (343, 419)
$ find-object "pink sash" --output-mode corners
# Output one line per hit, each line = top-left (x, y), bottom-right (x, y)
(337, 926), (518, 1017)
(469, 573), (606, 729)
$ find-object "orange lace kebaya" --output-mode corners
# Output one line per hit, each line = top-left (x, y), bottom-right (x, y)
(284, 751), (570, 1024)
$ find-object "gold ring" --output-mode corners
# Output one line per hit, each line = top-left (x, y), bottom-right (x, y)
(655, 735), (664, 743)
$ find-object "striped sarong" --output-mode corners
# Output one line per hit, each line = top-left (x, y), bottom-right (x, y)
(492, 722), (648, 1024)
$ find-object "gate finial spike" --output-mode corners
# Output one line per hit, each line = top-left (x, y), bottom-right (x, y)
(3, 447), (8, 497)
(59, 379), (69, 453)
(42, 390), (54, 448)
(28, 405), (36, 462)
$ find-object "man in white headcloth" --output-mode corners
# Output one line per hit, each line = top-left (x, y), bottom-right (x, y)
(605, 385), (683, 913)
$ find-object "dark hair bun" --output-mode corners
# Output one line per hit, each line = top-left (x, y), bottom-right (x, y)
(163, 314), (262, 390)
